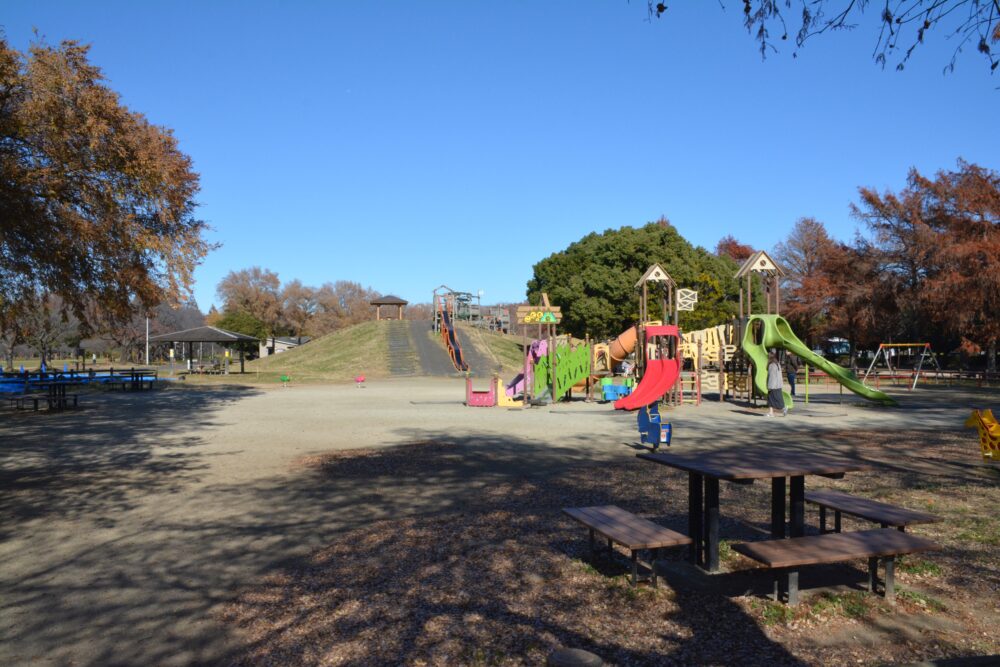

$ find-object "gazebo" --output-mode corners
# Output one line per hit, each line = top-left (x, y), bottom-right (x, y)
(148, 326), (260, 373)
(370, 294), (408, 320)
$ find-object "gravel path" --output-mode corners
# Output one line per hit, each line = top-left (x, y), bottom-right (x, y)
(0, 379), (992, 665)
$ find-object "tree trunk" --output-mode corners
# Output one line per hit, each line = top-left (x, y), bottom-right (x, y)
(989, 339), (997, 374)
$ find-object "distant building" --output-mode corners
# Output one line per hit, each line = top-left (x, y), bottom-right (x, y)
(370, 294), (408, 320)
(260, 336), (311, 358)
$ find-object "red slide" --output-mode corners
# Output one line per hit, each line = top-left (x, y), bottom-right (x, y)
(614, 358), (681, 410)
(614, 324), (681, 411)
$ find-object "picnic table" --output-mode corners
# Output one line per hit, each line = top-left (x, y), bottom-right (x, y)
(637, 449), (868, 573)
(23, 379), (82, 410)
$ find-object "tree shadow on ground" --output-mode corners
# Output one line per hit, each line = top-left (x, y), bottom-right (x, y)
(0, 386), (258, 529)
(218, 432), (807, 665)
(3, 400), (996, 666)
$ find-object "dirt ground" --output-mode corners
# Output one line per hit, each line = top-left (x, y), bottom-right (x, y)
(1, 378), (998, 666)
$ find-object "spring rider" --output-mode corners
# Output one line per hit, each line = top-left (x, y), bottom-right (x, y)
(637, 402), (671, 450)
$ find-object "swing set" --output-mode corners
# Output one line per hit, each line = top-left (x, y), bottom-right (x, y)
(862, 343), (942, 391)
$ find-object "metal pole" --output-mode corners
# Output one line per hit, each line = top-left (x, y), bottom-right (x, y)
(145, 317), (149, 365)
(804, 363), (809, 404)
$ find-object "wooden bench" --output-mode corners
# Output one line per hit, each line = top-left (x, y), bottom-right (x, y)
(48, 394), (78, 410)
(8, 394), (46, 411)
(732, 528), (939, 605)
(805, 489), (940, 533)
(563, 505), (691, 586)
(7, 393), (78, 411)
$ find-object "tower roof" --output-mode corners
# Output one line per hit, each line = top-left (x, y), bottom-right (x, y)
(735, 250), (785, 279)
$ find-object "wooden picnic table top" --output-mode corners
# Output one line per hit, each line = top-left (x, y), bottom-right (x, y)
(637, 449), (869, 481)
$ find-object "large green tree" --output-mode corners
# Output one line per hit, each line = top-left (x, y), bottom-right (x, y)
(526, 219), (740, 339)
(0, 38), (213, 329)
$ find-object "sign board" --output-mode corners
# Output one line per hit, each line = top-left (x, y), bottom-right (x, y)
(677, 288), (698, 311)
(516, 306), (562, 324)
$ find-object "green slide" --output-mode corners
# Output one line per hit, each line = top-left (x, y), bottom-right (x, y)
(741, 314), (897, 408)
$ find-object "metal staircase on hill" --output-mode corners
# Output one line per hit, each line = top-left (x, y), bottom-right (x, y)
(385, 320), (418, 376)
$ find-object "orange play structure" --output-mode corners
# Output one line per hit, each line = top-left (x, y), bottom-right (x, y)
(608, 325), (638, 368)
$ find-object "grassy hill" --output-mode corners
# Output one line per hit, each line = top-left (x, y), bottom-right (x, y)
(249, 320), (389, 381)
(457, 324), (525, 376)
(181, 320), (527, 386)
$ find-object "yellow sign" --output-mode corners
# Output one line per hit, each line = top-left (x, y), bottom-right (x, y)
(520, 310), (559, 324)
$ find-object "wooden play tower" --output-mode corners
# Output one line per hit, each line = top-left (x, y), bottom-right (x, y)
(730, 250), (786, 403)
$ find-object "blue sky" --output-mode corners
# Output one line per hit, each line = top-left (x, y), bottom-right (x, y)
(4, 2), (998, 310)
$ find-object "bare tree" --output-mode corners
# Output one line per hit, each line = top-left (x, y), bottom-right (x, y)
(281, 280), (317, 339)
(649, 1), (1000, 73)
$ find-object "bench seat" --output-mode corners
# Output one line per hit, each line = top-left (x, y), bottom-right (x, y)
(733, 528), (939, 604)
(563, 505), (691, 586)
(8, 394), (46, 411)
(805, 489), (940, 532)
(49, 394), (78, 410)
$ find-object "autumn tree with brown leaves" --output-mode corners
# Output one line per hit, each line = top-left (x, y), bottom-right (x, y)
(0, 39), (213, 331)
(281, 280), (317, 339)
(312, 281), (379, 335)
(715, 235), (755, 263)
(216, 267), (282, 333)
(854, 160), (1000, 371)
(773, 218), (838, 346)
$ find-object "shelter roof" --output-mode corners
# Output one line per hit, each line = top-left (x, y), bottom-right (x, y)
(148, 326), (260, 344)
(735, 250), (785, 278)
(370, 294), (408, 305)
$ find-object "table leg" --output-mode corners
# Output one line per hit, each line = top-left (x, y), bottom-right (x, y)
(770, 477), (786, 538)
(771, 477), (786, 601)
(704, 477), (720, 572)
(688, 472), (703, 566)
(789, 476), (805, 537)
(883, 557), (895, 603)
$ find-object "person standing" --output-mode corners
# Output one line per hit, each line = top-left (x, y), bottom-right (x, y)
(766, 351), (786, 417)
(783, 352), (800, 398)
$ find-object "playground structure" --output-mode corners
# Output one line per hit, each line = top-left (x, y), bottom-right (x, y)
(965, 409), (1000, 463)
(461, 251), (904, 413)
(433, 287), (469, 372)
(432, 286), (510, 333)
(466, 375), (525, 407)
(612, 264), (684, 412)
(509, 295), (594, 404)
(730, 251), (895, 408)
(466, 295), (594, 407)
(863, 343), (943, 390)
(741, 314), (896, 406)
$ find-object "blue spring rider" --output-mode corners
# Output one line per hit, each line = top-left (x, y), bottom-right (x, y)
(637, 402), (671, 450)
